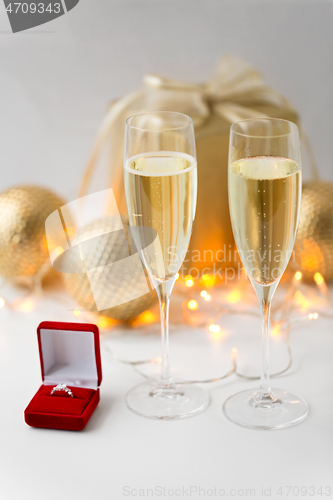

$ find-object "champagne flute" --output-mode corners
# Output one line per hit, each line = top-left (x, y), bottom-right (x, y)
(124, 111), (209, 419)
(223, 118), (308, 430)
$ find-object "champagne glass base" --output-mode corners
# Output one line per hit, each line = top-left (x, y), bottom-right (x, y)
(222, 388), (308, 430)
(125, 381), (210, 420)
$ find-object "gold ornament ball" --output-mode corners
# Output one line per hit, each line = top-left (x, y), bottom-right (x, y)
(63, 216), (158, 322)
(293, 181), (333, 282)
(0, 185), (66, 279)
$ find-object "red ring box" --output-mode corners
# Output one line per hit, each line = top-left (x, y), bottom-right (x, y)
(24, 321), (102, 431)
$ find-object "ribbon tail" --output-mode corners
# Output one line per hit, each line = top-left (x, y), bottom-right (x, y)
(213, 101), (268, 124)
(79, 89), (145, 200)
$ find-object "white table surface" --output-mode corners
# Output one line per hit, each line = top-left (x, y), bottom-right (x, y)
(0, 282), (332, 500)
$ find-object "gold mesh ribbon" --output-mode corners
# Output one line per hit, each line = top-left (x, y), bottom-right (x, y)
(80, 54), (318, 199)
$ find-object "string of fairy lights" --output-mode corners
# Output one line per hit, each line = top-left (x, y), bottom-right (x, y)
(101, 270), (332, 385)
(0, 269), (332, 387)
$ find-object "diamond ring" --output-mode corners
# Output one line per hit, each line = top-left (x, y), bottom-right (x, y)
(50, 384), (74, 398)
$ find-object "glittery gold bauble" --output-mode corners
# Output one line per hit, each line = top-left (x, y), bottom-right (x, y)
(293, 181), (333, 281)
(63, 216), (158, 322)
(0, 185), (66, 279)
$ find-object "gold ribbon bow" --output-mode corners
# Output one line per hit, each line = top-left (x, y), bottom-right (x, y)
(80, 54), (318, 199)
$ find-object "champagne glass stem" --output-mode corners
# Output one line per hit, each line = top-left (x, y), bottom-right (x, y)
(260, 292), (271, 395)
(251, 279), (278, 402)
(157, 278), (176, 387)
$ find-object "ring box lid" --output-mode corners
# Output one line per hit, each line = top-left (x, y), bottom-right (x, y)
(37, 321), (102, 390)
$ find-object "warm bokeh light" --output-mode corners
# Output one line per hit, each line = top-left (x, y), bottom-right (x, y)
(299, 238), (323, 273)
(0, 298), (5, 308)
(271, 324), (281, 337)
(17, 298), (35, 313)
(176, 273), (180, 280)
(200, 290), (208, 298)
(134, 310), (157, 326)
(96, 316), (118, 330)
(66, 227), (75, 238)
(73, 309), (81, 316)
(231, 347), (238, 361)
(208, 324), (225, 341)
(203, 294), (211, 302)
(294, 290), (310, 311)
(309, 312), (318, 320)
(294, 271), (302, 281)
(54, 246), (64, 256)
(314, 272), (324, 285)
(185, 277), (194, 287)
(187, 300), (198, 310)
(200, 274), (216, 287)
(227, 290), (241, 303)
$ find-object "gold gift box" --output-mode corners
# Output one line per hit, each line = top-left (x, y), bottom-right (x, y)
(190, 103), (299, 276)
(81, 55), (299, 277)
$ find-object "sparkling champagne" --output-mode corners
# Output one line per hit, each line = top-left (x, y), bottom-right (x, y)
(124, 151), (197, 281)
(229, 156), (301, 285)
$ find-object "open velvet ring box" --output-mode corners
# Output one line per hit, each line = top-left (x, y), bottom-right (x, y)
(25, 321), (102, 431)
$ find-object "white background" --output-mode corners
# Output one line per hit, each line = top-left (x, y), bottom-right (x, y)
(0, 0), (333, 200)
